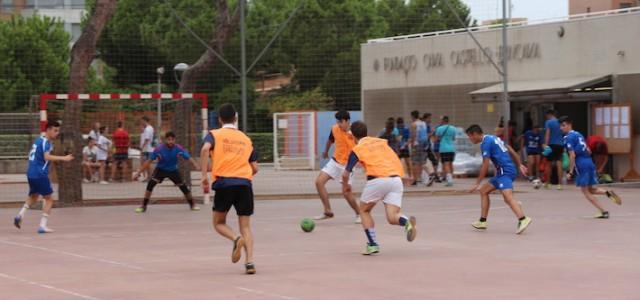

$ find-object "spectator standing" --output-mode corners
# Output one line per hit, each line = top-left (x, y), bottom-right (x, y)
(139, 116), (155, 182)
(409, 111), (428, 185)
(88, 122), (101, 141)
(96, 126), (112, 184)
(396, 117), (412, 179)
(111, 121), (131, 182)
(542, 110), (565, 190)
(422, 113), (439, 186)
(378, 118), (400, 153)
(435, 116), (456, 186)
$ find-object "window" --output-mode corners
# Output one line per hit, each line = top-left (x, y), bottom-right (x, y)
(1, 0), (14, 12)
(619, 3), (633, 9)
(26, 0), (65, 9)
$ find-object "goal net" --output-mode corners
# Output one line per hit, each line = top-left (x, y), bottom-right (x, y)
(273, 112), (316, 170)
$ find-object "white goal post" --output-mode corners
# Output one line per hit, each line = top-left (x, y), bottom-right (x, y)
(273, 112), (316, 170)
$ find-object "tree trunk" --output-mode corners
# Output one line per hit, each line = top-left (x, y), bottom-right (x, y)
(57, 0), (117, 205)
(175, 0), (240, 186)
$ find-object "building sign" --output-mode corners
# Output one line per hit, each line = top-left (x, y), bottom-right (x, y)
(374, 42), (540, 74)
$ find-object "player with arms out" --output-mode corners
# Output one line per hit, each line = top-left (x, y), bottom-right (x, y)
(315, 110), (360, 223)
(466, 125), (532, 234)
(200, 104), (259, 275)
(133, 131), (200, 213)
(559, 116), (621, 219)
(14, 121), (73, 234)
(342, 121), (417, 255)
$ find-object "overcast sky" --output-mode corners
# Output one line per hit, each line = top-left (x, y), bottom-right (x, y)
(462, 0), (569, 22)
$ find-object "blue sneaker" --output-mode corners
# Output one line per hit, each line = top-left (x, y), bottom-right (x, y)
(13, 216), (22, 229)
(37, 226), (54, 234)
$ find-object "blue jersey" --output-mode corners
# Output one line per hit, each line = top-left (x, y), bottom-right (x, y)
(523, 130), (542, 154)
(397, 126), (410, 149)
(545, 118), (563, 145)
(150, 143), (191, 172)
(564, 130), (591, 159)
(481, 135), (516, 176)
(27, 137), (53, 179)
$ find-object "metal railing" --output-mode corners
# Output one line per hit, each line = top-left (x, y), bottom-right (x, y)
(367, 6), (640, 44)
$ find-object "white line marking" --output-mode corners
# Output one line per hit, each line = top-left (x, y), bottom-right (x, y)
(235, 286), (296, 300)
(0, 240), (146, 271)
(0, 272), (100, 300)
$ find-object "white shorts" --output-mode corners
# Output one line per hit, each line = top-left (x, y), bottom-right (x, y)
(321, 159), (352, 184)
(360, 177), (403, 208)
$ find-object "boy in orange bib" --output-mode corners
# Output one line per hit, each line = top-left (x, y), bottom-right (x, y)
(342, 121), (417, 255)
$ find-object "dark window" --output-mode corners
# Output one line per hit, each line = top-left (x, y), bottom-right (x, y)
(619, 3), (633, 9)
(1, 0), (13, 12)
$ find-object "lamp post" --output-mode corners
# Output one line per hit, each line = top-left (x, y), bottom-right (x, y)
(156, 67), (165, 135)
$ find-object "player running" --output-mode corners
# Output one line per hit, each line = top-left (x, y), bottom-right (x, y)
(559, 116), (621, 218)
(466, 125), (532, 234)
(342, 121), (417, 255)
(14, 121), (73, 234)
(133, 131), (200, 213)
(200, 103), (259, 274)
(314, 110), (360, 223)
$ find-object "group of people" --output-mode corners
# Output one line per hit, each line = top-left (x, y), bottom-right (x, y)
(81, 117), (156, 184)
(13, 105), (624, 275)
(376, 111), (458, 188)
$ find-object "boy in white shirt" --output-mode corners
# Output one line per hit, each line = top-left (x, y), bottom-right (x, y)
(96, 126), (112, 184)
(82, 137), (100, 182)
(139, 116), (155, 182)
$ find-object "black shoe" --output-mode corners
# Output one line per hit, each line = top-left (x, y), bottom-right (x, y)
(245, 262), (256, 274)
(595, 211), (609, 219)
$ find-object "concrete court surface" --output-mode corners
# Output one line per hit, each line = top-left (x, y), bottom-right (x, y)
(0, 185), (638, 300)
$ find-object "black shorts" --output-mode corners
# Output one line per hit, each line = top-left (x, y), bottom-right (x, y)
(548, 144), (564, 161)
(398, 148), (410, 158)
(114, 153), (128, 161)
(440, 152), (455, 162)
(151, 169), (184, 185)
(213, 185), (254, 216)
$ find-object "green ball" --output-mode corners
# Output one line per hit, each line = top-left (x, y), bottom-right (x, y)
(300, 218), (315, 232)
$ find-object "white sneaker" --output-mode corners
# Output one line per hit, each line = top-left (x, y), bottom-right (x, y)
(99, 181), (109, 185)
(38, 226), (55, 234)
(355, 215), (362, 224)
(83, 178), (90, 183)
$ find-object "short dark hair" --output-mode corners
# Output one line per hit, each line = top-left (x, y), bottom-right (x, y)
(442, 116), (450, 122)
(142, 116), (150, 122)
(117, 121), (123, 128)
(87, 137), (94, 141)
(411, 110), (420, 119)
(558, 116), (572, 124)
(46, 120), (60, 129)
(99, 126), (106, 133)
(422, 113), (431, 119)
(545, 109), (557, 116)
(335, 110), (350, 121)
(387, 117), (395, 122)
(465, 124), (483, 134)
(350, 121), (367, 139)
(218, 103), (237, 124)
(165, 131), (176, 139)
(396, 117), (404, 125)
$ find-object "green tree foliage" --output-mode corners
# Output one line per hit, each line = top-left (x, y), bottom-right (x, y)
(0, 16), (69, 111)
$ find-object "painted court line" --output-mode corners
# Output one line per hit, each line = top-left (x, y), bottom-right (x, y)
(235, 286), (296, 300)
(0, 272), (100, 300)
(0, 239), (146, 271)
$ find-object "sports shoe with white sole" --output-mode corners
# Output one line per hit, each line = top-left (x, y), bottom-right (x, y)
(516, 217), (532, 234)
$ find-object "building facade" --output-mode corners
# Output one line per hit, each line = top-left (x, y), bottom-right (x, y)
(570, 0), (638, 14)
(0, 0), (85, 43)
(361, 8), (640, 180)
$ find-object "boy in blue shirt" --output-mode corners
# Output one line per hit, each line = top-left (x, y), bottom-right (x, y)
(520, 126), (543, 180)
(466, 124), (532, 234)
(543, 110), (565, 189)
(133, 131), (201, 213)
(14, 121), (74, 234)
(559, 117), (621, 218)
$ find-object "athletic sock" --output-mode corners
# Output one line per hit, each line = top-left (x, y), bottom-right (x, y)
(142, 198), (149, 208)
(398, 215), (408, 226)
(18, 204), (29, 217)
(39, 213), (49, 228)
(479, 217), (487, 222)
(364, 228), (379, 246)
(446, 173), (453, 183)
(518, 216), (526, 221)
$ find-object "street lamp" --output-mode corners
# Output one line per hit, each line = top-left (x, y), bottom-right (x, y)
(156, 67), (165, 136)
(173, 63), (189, 84)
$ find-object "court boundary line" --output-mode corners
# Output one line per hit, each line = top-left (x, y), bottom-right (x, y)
(0, 272), (100, 300)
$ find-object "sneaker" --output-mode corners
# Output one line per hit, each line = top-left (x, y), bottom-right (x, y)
(606, 190), (622, 206)
(231, 236), (245, 263)
(543, 183), (551, 190)
(190, 205), (201, 211)
(13, 215), (22, 229)
(445, 182), (453, 187)
(595, 211), (609, 219)
(37, 226), (54, 234)
(135, 207), (147, 213)
(362, 243), (380, 255)
(355, 215), (362, 224)
(83, 178), (90, 183)
(313, 212), (334, 220)
(99, 181), (109, 185)
(556, 185), (563, 190)
(516, 217), (532, 234)
(404, 216), (417, 242)
(426, 175), (436, 187)
(471, 220), (487, 230)
(245, 263), (256, 275)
